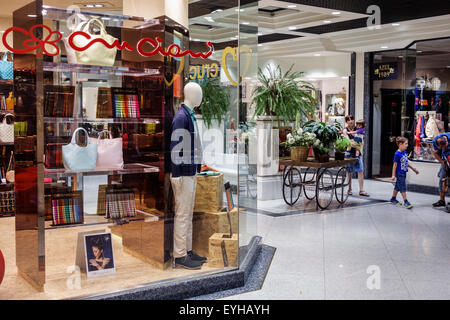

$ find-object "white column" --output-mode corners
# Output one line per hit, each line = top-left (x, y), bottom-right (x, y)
(123, 0), (189, 28)
(355, 52), (365, 120)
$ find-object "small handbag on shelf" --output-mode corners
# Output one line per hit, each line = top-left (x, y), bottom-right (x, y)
(0, 191), (15, 216)
(65, 19), (118, 67)
(51, 191), (83, 226)
(62, 127), (98, 171)
(96, 87), (113, 118)
(0, 113), (14, 143)
(0, 52), (13, 80)
(44, 143), (65, 169)
(104, 186), (136, 219)
(89, 131), (123, 169)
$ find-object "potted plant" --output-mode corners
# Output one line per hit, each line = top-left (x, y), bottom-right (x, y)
(284, 128), (317, 162)
(334, 137), (352, 160)
(197, 78), (230, 129)
(251, 64), (317, 125)
(315, 144), (332, 163)
(303, 121), (341, 162)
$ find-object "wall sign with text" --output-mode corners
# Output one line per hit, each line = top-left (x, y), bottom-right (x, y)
(373, 62), (398, 80)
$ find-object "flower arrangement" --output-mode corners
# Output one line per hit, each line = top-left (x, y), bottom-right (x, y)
(284, 127), (318, 149)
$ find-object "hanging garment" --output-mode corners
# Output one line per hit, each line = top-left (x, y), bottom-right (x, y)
(420, 115), (425, 139)
(415, 116), (422, 155)
(426, 116), (440, 139)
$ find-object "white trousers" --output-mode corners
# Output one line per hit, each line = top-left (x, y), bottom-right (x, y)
(170, 174), (197, 258)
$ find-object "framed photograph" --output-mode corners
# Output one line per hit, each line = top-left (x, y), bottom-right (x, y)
(84, 232), (116, 278)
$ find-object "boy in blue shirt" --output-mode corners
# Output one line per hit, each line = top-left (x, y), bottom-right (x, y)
(390, 137), (419, 209)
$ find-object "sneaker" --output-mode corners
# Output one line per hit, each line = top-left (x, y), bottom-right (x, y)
(404, 200), (413, 209)
(432, 200), (445, 207)
(390, 198), (400, 205)
(174, 256), (202, 270)
(188, 250), (207, 263)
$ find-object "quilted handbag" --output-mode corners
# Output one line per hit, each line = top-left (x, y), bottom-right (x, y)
(62, 127), (98, 171)
(0, 52), (13, 80)
(90, 131), (123, 169)
(0, 113), (14, 143)
(68, 19), (117, 66)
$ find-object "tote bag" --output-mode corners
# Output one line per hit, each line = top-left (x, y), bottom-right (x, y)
(62, 127), (98, 171)
(67, 19), (117, 66)
(90, 132), (123, 169)
(0, 114), (14, 143)
(0, 52), (13, 80)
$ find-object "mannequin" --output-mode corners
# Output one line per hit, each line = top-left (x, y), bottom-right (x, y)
(170, 82), (206, 270)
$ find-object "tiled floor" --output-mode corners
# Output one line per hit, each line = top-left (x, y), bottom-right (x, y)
(227, 179), (450, 300)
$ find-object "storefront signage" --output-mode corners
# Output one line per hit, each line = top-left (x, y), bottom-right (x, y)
(189, 63), (220, 80)
(2, 24), (214, 59)
(373, 62), (398, 80)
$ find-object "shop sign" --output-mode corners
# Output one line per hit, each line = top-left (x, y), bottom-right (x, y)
(189, 63), (220, 80)
(373, 62), (398, 80)
(2, 24), (214, 59)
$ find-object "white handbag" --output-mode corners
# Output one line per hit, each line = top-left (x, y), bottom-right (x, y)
(90, 132), (123, 169)
(426, 116), (440, 139)
(0, 114), (14, 143)
(66, 19), (117, 66)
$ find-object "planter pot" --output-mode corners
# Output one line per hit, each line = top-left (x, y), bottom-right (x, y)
(290, 146), (309, 162)
(312, 148), (320, 161)
(318, 154), (330, 163)
(335, 151), (345, 161)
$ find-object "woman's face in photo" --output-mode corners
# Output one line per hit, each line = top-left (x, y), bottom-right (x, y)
(92, 246), (103, 259)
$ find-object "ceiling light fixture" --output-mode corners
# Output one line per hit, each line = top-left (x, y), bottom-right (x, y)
(288, 5), (297, 8)
(332, 11), (341, 15)
(212, 9), (223, 14)
(323, 20), (332, 24)
(258, 44), (262, 47)
(288, 26), (297, 30)
(381, 46), (388, 49)
(314, 53), (321, 56)
(27, 14), (37, 17)
(392, 23), (400, 26)
(242, 22), (250, 25)
(95, 4), (105, 8)
(204, 16), (215, 22)
(85, 4), (95, 8)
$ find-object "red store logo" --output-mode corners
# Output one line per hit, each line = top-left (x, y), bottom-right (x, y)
(2, 24), (214, 59)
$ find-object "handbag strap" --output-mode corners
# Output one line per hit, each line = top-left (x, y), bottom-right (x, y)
(2, 52), (8, 62)
(71, 127), (90, 145)
(82, 19), (107, 36)
(7, 151), (13, 172)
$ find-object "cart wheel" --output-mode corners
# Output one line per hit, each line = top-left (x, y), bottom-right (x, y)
(316, 168), (334, 210)
(335, 167), (350, 204)
(303, 167), (318, 200)
(283, 167), (302, 206)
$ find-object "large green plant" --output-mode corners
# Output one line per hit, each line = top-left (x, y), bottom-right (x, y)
(303, 121), (341, 149)
(198, 78), (230, 129)
(251, 64), (317, 124)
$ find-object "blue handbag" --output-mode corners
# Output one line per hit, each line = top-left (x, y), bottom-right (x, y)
(62, 127), (98, 171)
(0, 52), (13, 80)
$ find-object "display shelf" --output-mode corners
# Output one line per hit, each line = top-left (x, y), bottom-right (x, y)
(44, 163), (160, 178)
(44, 62), (162, 78)
(44, 117), (162, 124)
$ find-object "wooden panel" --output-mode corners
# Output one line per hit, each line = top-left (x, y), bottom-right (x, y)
(194, 174), (224, 213)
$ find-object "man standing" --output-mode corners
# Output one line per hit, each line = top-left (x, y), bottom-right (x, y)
(432, 133), (450, 207)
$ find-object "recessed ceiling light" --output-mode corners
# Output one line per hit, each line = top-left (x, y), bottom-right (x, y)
(332, 11), (341, 15)
(323, 20), (332, 24)
(341, 76), (348, 79)
(288, 5), (297, 8)
(194, 39), (200, 42)
(257, 33), (263, 36)
(235, 9), (244, 12)
(314, 53), (321, 56)
(28, 14), (37, 17)
(212, 9), (223, 14)
(288, 26), (297, 30)
(417, 50), (422, 53)
(392, 23), (400, 26)
(95, 4), (105, 8)
(204, 17), (215, 22)
(85, 4), (95, 8)
(242, 22), (250, 25)
(258, 44), (262, 47)
(102, 17), (111, 20)
(381, 46), (388, 49)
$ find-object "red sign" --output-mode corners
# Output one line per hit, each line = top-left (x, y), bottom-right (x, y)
(2, 24), (214, 59)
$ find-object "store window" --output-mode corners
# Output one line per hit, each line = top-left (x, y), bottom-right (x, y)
(372, 37), (450, 181)
(0, 0), (242, 300)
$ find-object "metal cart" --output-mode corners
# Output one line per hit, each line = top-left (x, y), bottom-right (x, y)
(280, 158), (358, 210)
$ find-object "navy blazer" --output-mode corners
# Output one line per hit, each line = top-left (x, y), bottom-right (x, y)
(170, 105), (202, 177)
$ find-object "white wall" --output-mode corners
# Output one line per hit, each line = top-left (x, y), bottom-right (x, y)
(123, 0), (189, 27)
(0, 17), (12, 52)
(355, 52), (365, 120)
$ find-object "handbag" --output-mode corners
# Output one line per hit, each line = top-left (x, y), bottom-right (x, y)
(68, 19), (117, 66)
(0, 52), (13, 80)
(6, 151), (14, 183)
(426, 116), (440, 139)
(0, 113), (14, 143)
(105, 186), (136, 219)
(62, 127), (98, 171)
(90, 131), (123, 169)
(0, 191), (15, 216)
(51, 191), (83, 226)
(44, 143), (65, 168)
